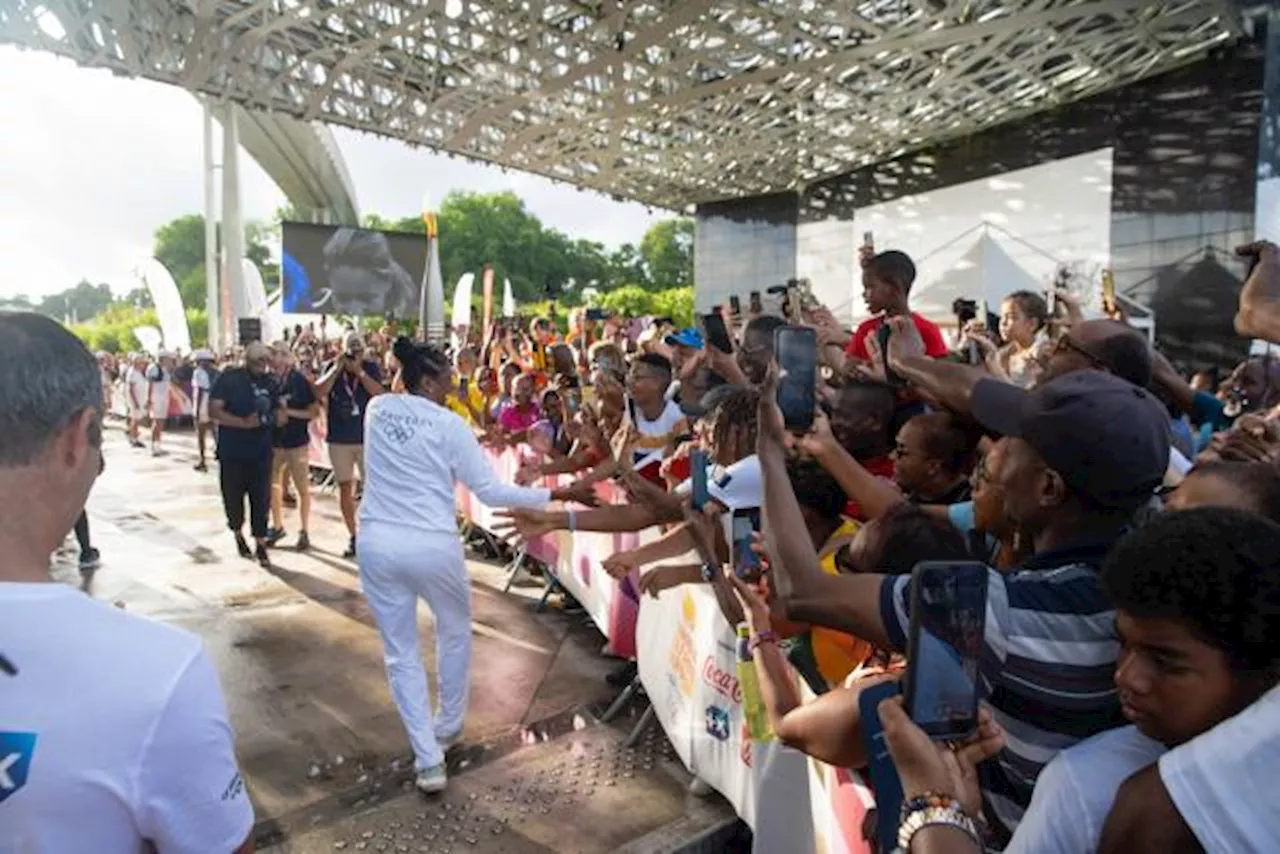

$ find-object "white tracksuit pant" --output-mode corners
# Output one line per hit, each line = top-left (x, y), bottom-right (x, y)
(357, 522), (470, 771)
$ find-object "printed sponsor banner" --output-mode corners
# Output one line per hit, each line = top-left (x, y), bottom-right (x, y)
(636, 582), (816, 849)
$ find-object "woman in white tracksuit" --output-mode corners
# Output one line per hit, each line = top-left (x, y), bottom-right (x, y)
(358, 338), (593, 794)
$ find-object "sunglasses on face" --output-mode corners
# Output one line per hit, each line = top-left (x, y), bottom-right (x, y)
(1046, 334), (1106, 370)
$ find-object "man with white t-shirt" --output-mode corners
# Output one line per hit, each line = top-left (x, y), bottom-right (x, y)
(0, 312), (254, 854)
(147, 351), (175, 457)
(192, 350), (218, 473)
(124, 353), (149, 449)
(623, 352), (689, 481)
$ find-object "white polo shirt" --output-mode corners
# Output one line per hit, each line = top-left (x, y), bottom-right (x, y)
(0, 582), (253, 853)
(1159, 684), (1280, 853)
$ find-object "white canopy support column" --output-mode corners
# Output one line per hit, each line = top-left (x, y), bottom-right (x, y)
(203, 102), (220, 351)
(220, 104), (247, 343)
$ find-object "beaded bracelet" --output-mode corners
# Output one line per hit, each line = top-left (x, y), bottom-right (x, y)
(897, 794), (979, 852)
(899, 792), (962, 820)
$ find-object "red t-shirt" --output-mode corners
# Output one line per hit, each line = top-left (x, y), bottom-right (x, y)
(846, 313), (949, 362)
(844, 455), (896, 522)
(665, 454), (692, 485)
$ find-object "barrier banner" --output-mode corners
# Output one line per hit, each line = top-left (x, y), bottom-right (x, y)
(806, 752), (875, 854)
(636, 582), (815, 849)
(308, 413), (332, 470)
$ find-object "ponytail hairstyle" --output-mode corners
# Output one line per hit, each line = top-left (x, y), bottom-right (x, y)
(392, 336), (451, 394)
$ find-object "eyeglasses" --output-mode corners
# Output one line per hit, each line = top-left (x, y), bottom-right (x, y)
(1042, 334), (1106, 370)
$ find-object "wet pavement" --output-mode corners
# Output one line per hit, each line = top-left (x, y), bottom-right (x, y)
(55, 427), (739, 852)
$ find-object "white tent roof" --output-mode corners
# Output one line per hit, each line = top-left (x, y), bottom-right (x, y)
(909, 232), (1043, 322)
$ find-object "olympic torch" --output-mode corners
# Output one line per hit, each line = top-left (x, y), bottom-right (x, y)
(419, 194), (445, 345)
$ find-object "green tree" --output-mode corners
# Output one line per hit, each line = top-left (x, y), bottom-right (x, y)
(68, 303), (209, 352)
(639, 218), (694, 290)
(605, 243), (648, 290)
(31, 280), (115, 322)
(153, 214), (273, 308)
(598, 285), (658, 318)
(651, 287), (695, 328)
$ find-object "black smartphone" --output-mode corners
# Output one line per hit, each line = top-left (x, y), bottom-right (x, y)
(863, 230), (874, 251)
(585, 308), (610, 322)
(859, 680), (905, 854)
(729, 295), (742, 319)
(732, 508), (762, 580)
(904, 561), (989, 741)
(690, 448), (710, 511)
(774, 326), (817, 432)
(458, 376), (469, 393)
(749, 290), (763, 315)
(702, 311), (734, 354)
(876, 322), (904, 387)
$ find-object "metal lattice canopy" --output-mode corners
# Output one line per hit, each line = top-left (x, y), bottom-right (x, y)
(0, 0), (1242, 210)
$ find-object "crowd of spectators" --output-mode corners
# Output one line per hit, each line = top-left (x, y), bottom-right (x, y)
(488, 242), (1280, 853)
(78, 239), (1280, 853)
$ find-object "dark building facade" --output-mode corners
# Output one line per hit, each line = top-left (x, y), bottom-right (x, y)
(694, 40), (1265, 370)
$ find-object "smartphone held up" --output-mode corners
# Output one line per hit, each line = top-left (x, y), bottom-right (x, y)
(904, 561), (989, 741)
(701, 311), (735, 354)
(689, 448), (710, 512)
(774, 325), (817, 433)
(732, 508), (763, 581)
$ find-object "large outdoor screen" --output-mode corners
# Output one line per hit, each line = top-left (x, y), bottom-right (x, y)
(281, 221), (426, 317)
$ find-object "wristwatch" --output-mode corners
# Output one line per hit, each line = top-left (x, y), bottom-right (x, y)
(700, 562), (718, 583)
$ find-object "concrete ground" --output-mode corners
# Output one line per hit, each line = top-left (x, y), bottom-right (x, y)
(54, 427), (739, 853)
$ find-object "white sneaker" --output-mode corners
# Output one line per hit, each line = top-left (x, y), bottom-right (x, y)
(415, 763), (447, 794)
(436, 730), (464, 752)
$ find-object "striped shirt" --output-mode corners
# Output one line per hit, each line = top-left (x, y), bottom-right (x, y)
(878, 540), (1125, 839)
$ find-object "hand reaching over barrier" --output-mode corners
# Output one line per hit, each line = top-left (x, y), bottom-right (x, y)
(551, 480), (603, 508)
(494, 508), (558, 545)
(602, 550), (642, 580)
(637, 564), (703, 598)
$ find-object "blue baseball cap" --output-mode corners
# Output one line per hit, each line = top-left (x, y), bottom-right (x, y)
(665, 328), (704, 349)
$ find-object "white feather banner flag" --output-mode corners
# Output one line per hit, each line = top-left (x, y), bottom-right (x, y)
(241, 259), (277, 343)
(452, 272), (475, 330)
(136, 258), (191, 353)
(502, 278), (516, 319)
(133, 325), (163, 357)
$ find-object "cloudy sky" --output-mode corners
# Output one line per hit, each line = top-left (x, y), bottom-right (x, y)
(0, 47), (661, 300)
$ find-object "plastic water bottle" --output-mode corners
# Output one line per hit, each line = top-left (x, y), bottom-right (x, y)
(736, 624), (773, 742)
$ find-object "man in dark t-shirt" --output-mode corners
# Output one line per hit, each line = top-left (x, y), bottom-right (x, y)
(267, 345), (319, 551)
(208, 342), (285, 566)
(315, 332), (384, 558)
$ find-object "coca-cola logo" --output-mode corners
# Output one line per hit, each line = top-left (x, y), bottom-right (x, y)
(702, 656), (742, 705)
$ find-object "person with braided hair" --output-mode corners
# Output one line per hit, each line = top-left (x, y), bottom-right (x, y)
(357, 337), (598, 795)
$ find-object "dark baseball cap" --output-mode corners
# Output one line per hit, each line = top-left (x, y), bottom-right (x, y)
(971, 370), (1170, 509)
